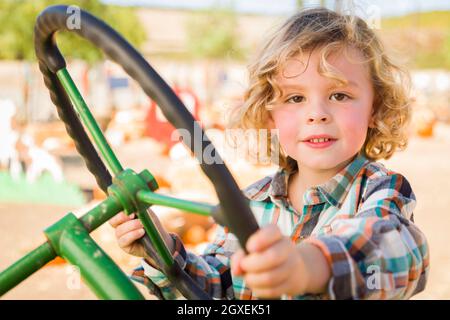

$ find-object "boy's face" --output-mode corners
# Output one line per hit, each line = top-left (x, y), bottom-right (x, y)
(269, 46), (374, 171)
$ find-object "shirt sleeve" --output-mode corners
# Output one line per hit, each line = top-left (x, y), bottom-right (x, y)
(303, 173), (430, 300)
(130, 226), (238, 300)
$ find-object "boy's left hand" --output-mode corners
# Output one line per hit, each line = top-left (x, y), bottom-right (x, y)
(231, 224), (309, 298)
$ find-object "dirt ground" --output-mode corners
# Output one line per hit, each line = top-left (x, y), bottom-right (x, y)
(1, 123), (449, 300)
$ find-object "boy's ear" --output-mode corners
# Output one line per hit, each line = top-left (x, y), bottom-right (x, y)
(368, 105), (376, 129)
(368, 114), (376, 129)
(267, 113), (276, 129)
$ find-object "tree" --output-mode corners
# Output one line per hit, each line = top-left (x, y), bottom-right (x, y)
(185, 7), (244, 61)
(184, 6), (246, 112)
(0, 0), (146, 62)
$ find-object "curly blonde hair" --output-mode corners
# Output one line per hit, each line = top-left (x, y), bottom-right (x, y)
(227, 7), (411, 171)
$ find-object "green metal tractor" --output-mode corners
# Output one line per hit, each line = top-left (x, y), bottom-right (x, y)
(0, 5), (259, 300)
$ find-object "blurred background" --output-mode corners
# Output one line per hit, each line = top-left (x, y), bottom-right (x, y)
(0, 0), (448, 299)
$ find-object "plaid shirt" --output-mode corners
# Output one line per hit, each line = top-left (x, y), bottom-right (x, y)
(130, 154), (429, 300)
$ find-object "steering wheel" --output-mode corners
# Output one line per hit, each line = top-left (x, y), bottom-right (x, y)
(33, 5), (259, 299)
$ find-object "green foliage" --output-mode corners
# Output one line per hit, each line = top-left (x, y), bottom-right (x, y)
(381, 11), (450, 69)
(382, 10), (450, 29)
(185, 7), (245, 61)
(0, 0), (146, 63)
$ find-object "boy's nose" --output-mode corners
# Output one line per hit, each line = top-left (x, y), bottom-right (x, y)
(304, 99), (331, 124)
(305, 101), (331, 124)
(307, 114), (330, 124)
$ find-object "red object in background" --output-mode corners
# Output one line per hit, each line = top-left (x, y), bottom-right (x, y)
(145, 86), (201, 150)
(44, 256), (66, 267)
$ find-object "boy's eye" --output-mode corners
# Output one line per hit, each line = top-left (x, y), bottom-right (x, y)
(330, 93), (351, 101)
(286, 95), (305, 103)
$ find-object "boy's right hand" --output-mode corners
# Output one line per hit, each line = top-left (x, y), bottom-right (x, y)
(109, 209), (176, 269)
(109, 212), (146, 258)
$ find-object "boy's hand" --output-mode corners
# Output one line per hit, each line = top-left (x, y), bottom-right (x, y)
(230, 224), (310, 298)
(109, 209), (175, 267)
(109, 212), (146, 257)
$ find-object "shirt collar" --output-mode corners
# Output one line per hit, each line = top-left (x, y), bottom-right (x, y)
(246, 153), (369, 208)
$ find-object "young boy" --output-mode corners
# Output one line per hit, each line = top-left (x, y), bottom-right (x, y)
(109, 7), (429, 299)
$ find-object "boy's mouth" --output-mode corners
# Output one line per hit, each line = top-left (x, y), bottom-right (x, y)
(301, 134), (337, 143)
(301, 135), (337, 148)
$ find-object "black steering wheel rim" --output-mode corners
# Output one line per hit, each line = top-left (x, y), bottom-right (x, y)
(34, 5), (259, 300)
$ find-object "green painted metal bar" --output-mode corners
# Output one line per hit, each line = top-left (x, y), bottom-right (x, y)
(137, 206), (174, 267)
(107, 169), (175, 267)
(80, 195), (124, 233)
(55, 214), (144, 300)
(0, 242), (56, 296)
(136, 190), (214, 217)
(56, 68), (123, 175)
